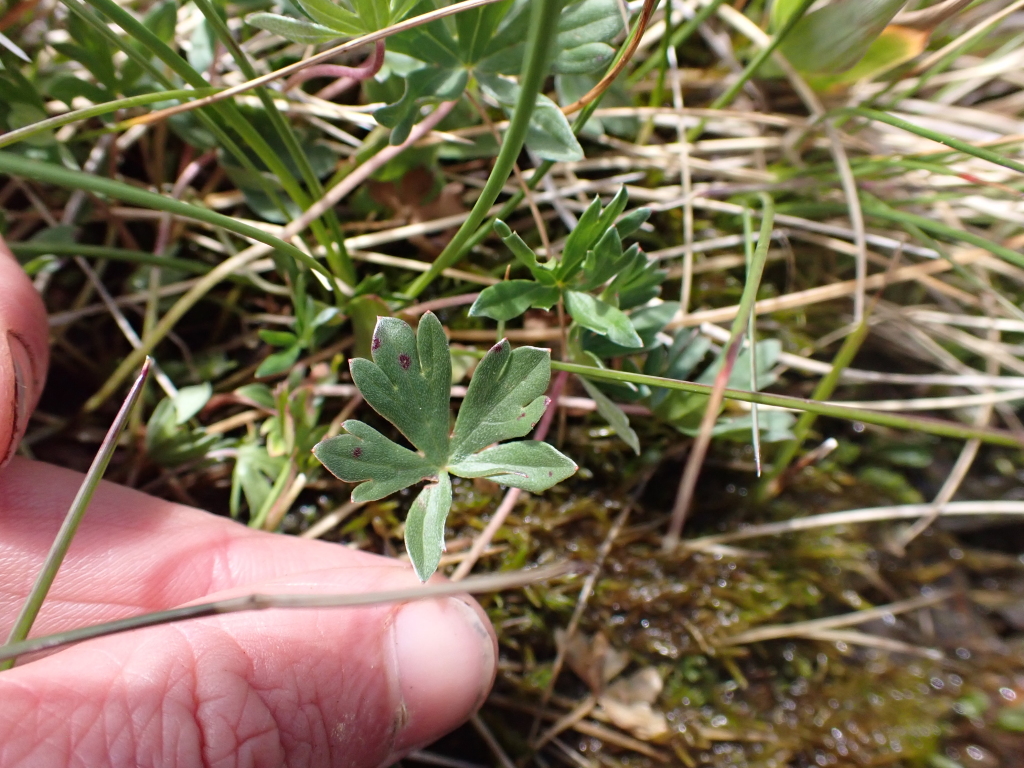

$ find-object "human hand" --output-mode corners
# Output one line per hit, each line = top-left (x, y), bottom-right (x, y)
(0, 244), (497, 767)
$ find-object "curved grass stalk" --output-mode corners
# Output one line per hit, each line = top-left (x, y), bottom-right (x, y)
(0, 360), (151, 671)
(547, 360), (1024, 448)
(191, 0), (354, 285)
(0, 152), (338, 290)
(629, 0), (729, 84)
(663, 194), (775, 551)
(686, 0), (817, 142)
(404, 0), (564, 299)
(60, 0), (293, 224)
(81, 100), (455, 413)
(0, 88), (220, 150)
(81, 0), (342, 275)
(10, 242), (213, 275)
(847, 107), (1024, 177)
(0, 562), (574, 666)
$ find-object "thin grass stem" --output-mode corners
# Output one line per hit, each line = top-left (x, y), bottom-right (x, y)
(0, 359), (152, 671)
(0, 562), (574, 666)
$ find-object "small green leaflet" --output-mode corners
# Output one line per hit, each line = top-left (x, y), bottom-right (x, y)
(313, 312), (576, 581)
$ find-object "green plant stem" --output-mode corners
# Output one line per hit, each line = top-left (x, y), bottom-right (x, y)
(0, 88), (220, 149)
(0, 152), (337, 289)
(80, 0), (341, 273)
(406, 0), (660, 296)
(664, 194), (774, 550)
(860, 196), (1024, 270)
(758, 317), (871, 501)
(687, 0), (816, 142)
(191, 0), (354, 285)
(0, 360), (151, 671)
(846, 107), (1024, 176)
(11, 242), (212, 275)
(404, 0), (564, 299)
(544, 360), (1022, 448)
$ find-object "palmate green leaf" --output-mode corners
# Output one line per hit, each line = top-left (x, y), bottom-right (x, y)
(245, 13), (340, 44)
(564, 290), (643, 348)
(313, 419), (438, 502)
(449, 441), (577, 492)
(476, 74), (583, 162)
(404, 472), (452, 581)
(295, 0), (364, 35)
(553, 43), (616, 74)
(313, 313), (576, 580)
(450, 340), (551, 460)
(469, 280), (561, 321)
(350, 313), (452, 464)
(456, 0), (515, 64)
(376, 67), (468, 145)
(779, 0), (908, 75)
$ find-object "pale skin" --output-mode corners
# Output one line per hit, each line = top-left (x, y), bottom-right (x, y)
(0, 244), (498, 768)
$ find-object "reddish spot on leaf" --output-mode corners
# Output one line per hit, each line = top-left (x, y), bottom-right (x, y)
(353, 447), (363, 458)
(490, 342), (504, 354)
(398, 353), (411, 370)
(371, 335), (381, 351)
(548, 471), (553, 477)
(518, 411), (526, 419)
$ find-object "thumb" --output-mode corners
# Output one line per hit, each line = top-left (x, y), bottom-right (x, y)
(0, 565), (496, 768)
(0, 235), (49, 468)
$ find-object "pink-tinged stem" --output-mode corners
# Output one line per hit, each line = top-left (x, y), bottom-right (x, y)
(284, 40), (385, 95)
(451, 368), (570, 581)
(663, 336), (745, 550)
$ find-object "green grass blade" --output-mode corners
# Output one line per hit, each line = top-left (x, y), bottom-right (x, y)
(687, 0), (816, 141)
(846, 107), (1024, 176)
(191, 0), (355, 285)
(404, 0), (563, 299)
(0, 359), (152, 671)
(0, 152), (335, 286)
(82, 0), (342, 273)
(10, 242), (213, 275)
(758, 318), (872, 500)
(61, 0), (294, 224)
(0, 88), (219, 149)
(664, 194), (775, 549)
(548, 361), (1022, 448)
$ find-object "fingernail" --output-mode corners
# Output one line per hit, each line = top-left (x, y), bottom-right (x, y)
(3, 331), (32, 465)
(385, 597), (495, 762)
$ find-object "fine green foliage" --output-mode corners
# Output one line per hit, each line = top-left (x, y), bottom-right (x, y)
(248, 0), (420, 43)
(313, 312), (576, 580)
(373, 0), (622, 155)
(145, 383), (223, 467)
(470, 187), (659, 349)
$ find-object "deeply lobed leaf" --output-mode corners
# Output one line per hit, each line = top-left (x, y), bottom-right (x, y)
(450, 340), (551, 461)
(349, 312), (452, 465)
(449, 441), (577, 492)
(404, 472), (452, 581)
(313, 419), (438, 502)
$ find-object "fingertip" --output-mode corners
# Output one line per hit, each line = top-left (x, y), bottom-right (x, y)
(386, 595), (497, 762)
(0, 235), (48, 468)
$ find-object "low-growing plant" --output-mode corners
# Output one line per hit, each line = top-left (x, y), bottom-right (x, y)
(313, 311), (577, 580)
